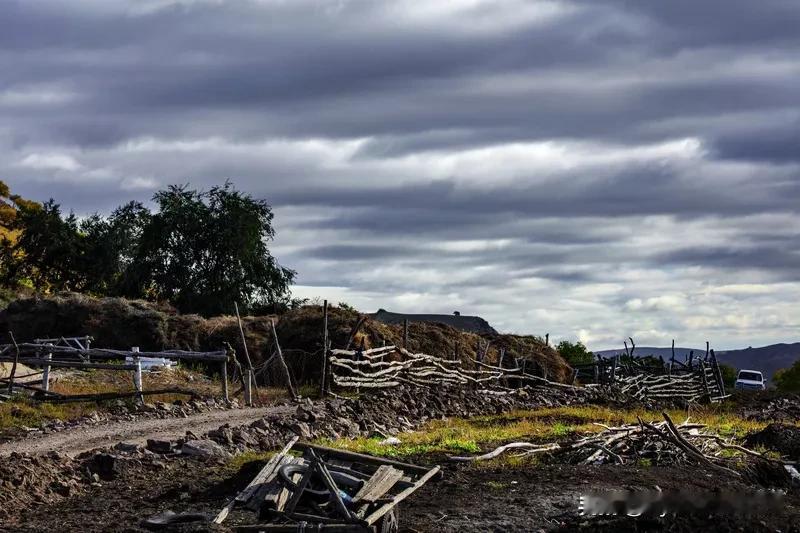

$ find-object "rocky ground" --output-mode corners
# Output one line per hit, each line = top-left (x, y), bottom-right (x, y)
(0, 386), (798, 532)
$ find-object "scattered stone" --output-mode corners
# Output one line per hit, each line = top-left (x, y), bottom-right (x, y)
(289, 421), (312, 439)
(181, 439), (231, 459)
(114, 442), (140, 453)
(88, 453), (121, 481)
(146, 439), (173, 454)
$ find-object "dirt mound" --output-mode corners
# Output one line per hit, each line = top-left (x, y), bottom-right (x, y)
(745, 423), (800, 460)
(0, 295), (572, 384)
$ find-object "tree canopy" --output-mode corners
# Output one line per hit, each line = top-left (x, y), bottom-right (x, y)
(0, 182), (295, 316)
(774, 360), (800, 393)
(556, 340), (594, 366)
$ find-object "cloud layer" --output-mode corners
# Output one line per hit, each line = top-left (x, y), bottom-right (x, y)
(3, 0), (799, 349)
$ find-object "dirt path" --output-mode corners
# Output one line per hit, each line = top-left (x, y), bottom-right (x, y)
(0, 405), (295, 457)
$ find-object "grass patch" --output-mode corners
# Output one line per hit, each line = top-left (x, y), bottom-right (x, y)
(225, 450), (276, 473)
(323, 405), (783, 463)
(0, 396), (90, 430)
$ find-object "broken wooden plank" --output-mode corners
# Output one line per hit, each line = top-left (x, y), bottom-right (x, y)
(213, 436), (299, 524)
(294, 442), (440, 480)
(245, 455), (298, 512)
(364, 466), (441, 526)
(270, 456), (306, 513)
(352, 465), (403, 504)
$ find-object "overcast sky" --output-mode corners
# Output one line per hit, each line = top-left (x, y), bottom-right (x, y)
(2, 0), (799, 350)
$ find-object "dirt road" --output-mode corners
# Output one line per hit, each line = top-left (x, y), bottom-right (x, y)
(0, 405), (295, 457)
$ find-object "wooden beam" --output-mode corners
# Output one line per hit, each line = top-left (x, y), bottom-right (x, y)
(293, 442), (440, 480)
(364, 466), (441, 526)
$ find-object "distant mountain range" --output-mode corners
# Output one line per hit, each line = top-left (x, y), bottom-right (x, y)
(593, 343), (800, 382)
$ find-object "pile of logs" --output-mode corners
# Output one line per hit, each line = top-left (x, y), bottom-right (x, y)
(450, 412), (787, 481)
(329, 345), (577, 393)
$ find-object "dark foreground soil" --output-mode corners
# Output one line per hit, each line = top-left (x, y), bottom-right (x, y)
(4, 453), (798, 533)
(402, 462), (800, 532)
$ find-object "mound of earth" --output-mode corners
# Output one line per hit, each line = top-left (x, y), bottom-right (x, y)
(745, 423), (800, 460)
(0, 294), (572, 384)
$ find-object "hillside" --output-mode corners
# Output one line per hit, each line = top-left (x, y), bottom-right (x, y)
(594, 343), (800, 382)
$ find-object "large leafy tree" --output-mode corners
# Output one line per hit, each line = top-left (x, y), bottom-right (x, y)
(2, 182), (295, 316)
(4, 199), (87, 291)
(120, 183), (295, 315)
(0, 180), (41, 282)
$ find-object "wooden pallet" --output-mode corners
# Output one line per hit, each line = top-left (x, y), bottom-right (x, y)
(214, 438), (440, 532)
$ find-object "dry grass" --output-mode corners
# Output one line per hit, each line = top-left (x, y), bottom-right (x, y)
(0, 365), (234, 431)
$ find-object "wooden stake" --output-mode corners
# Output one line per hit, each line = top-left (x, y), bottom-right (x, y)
(234, 302), (255, 372)
(132, 346), (143, 404)
(321, 300), (329, 396)
(221, 360), (229, 402)
(402, 319), (409, 349)
(42, 345), (52, 392)
(7, 331), (19, 395)
(270, 319), (298, 401)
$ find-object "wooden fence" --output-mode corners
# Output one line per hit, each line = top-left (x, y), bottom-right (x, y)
(327, 343), (727, 403)
(0, 338), (230, 403)
(328, 345), (579, 394)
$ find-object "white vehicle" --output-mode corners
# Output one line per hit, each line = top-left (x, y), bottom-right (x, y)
(734, 369), (765, 391)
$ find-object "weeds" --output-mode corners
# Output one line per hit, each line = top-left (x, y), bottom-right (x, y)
(323, 405), (781, 465)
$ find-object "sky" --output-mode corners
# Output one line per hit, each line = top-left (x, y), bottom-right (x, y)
(2, 0), (799, 350)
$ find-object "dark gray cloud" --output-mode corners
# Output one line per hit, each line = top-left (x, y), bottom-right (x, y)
(2, 0), (799, 349)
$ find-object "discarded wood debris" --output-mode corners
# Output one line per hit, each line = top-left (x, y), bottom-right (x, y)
(214, 437), (440, 532)
(449, 412), (789, 484)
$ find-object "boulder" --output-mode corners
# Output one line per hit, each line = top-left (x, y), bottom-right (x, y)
(181, 439), (231, 459)
(146, 439), (173, 454)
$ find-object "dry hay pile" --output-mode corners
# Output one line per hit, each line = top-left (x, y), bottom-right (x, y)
(0, 295), (571, 384)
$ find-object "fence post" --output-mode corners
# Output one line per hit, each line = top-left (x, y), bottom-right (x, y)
(42, 343), (53, 392)
(699, 360), (710, 398)
(244, 370), (253, 406)
(320, 300), (329, 397)
(710, 349), (725, 396)
(132, 346), (143, 404)
(403, 319), (409, 349)
(221, 360), (229, 402)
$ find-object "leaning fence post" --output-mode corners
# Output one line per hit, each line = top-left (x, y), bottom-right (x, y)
(42, 343), (53, 392)
(132, 346), (143, 404)
(710, 349), (725, 396)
